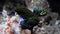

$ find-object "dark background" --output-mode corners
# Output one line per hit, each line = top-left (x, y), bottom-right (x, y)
(47, 0), (60, 14)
